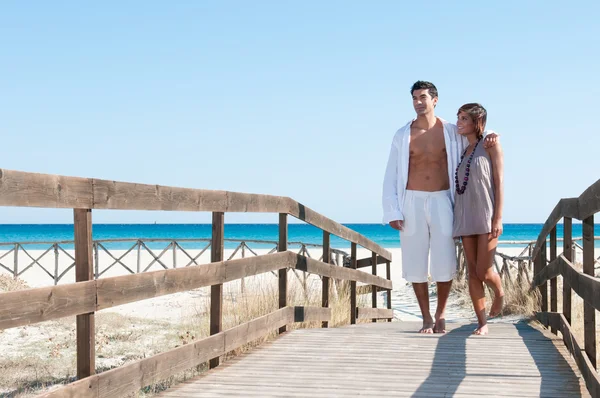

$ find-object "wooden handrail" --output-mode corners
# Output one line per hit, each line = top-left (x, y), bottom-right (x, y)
(0, 169), (391, 260)
(0, 251), (392, 330)
(530, 178), (600, 397)
(531, 178), (600, 261)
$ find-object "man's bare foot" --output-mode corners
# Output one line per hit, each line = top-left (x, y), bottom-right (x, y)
(433, 316), (446, 334)
(489, 294), (505, 318)
(473, 324), (489, 335)
(419, 318), (434, 334)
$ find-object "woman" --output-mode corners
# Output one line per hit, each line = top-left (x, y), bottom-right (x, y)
(453, 103), (504, 336)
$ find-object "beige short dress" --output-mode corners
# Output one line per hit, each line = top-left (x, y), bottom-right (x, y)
(452, 141), (495, 238)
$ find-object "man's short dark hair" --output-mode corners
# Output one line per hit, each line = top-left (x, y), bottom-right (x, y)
(410, 81), (438, 99)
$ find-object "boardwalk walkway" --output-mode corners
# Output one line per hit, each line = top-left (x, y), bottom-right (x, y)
(159, 321), (589, 397)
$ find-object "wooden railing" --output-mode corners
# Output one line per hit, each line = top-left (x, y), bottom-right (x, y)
(0, 238), (350, 284)
(0, 168), (393, 397)
(531, 178), (600, 397)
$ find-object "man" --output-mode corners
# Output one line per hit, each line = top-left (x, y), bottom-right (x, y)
(382, 81), (497, 333)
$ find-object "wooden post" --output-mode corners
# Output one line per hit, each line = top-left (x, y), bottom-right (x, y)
(563, 217), (572, 325)
(278, 213), (288, 334)
(583, 215), (596, 369)
(371, 252), (377, 323)
(386, 261), (392, 322)
(322, 231), (330, 328)
(350, 243), (357, 325)
(54, 244), (59, 286)
(550, 226), (557, 334)
(209, 212), (224, 369)
(13, 244), (18, 278)
(74, 209), (95, 380)
(172, 241), (177, 268)
(137, 240), (142, 274)
(540, 240), (548, 312)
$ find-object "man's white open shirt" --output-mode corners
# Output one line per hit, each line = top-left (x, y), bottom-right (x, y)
(381, 118), (488, 224)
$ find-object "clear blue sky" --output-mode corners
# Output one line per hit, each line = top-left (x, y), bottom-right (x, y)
(1, 1), (598, 224)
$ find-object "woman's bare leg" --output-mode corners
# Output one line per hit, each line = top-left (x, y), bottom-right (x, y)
(462, 236), (487, 333)
(476, 233), (504, 322)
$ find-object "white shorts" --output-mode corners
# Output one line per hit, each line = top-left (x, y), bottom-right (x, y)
(400, 190), (457, 283)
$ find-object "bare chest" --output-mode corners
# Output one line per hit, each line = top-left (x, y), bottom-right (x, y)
(409, 127), (447, 161)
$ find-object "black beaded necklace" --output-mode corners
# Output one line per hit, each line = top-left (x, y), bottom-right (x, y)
(455, 136), (482, 195)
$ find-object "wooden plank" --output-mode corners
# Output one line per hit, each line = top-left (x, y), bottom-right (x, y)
(292, 254), (392, 290)
(371, 251), (377, 323)
(386, 261), (392, 322)
(278, 213), (288, 334)
(350, 243), (357, 325)
(224, 308), (293, 352)
(550, 226), (557, 334)
(322, 231), (330, 328)
(287, 203), (392, 261)
(356, 255), (387, 269)
(541, 241), (548, 312)
(564, 217), (572, 324)
(96, 252), (290, 310)
(0, 169), (392, 260)
(537, 312), (600, 397)
(0, 282), (96, 329)
(74, 208), (95, 379)
(582, 215), (596, 369)
(578, 179), (600, 220)
(47, 309), (293, 398)
(562, 197), (580, 219)
(356, 308), (393, 320)
(210, 212), (224, 369)
(293, 306), (331, 323)
(0, 169), (93, 209)
(37, 376), (98, 398)
(532, 202), (563, 261)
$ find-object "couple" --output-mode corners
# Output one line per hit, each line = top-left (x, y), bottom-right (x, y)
(382, 81), (504, 336)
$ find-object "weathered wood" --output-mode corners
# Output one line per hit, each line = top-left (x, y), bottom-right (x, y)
(74, 208), (95, 380)
(322, 231), (330, 328)
(0, 282), (96, 330)
(386, 261), (392, 322)
(160, 321), (590, 398)
(292, 254), (392, 289)
(96, 252), (291, 310)
(37, 376), (98, 398)
(371, 251), (377, 323)
(0, 169), (392, 260)
(350, 243), (357, 325)
(279, 213), (288, 334)
(293, 306), (332, 323)
(224, 308), (293, 352)
(356, 308), (393, 320)
(356, 255), (387, 269)
(540, 241), (548, 312)
(550, 226), (557, 334)
(578, 179), (600, 220)
(537, 312), (600, 397)
(0, 169), (93, 209)
(532, 202), (563, 261)
(44, 308), (294, 398)
(582, 215), (596, 369)
(210, 212), (224, 369)
(287, 202), (392, 261)
(564, 217), (573, 324)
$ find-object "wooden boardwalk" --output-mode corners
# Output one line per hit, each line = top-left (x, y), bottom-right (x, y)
(159, 321), (589, 398)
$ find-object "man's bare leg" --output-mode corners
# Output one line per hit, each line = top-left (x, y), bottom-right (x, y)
(413, 282), (434, 333)
(434, 280), (452, 333)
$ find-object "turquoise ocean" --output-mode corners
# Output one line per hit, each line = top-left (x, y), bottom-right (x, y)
(0, 224), (597, 250)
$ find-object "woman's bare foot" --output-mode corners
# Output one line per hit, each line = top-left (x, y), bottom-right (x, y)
(433, 315), (446, 334)
(473, 324), (489, 335)
(489, 294), (505, 318)
(419, 318), (434, 334)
